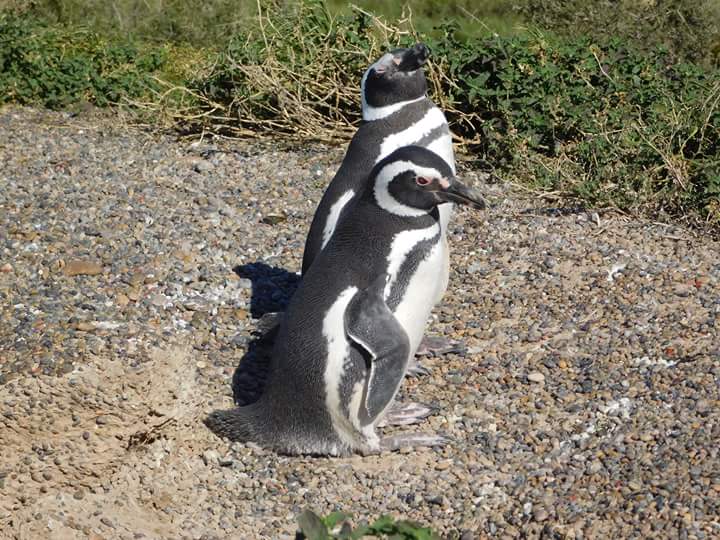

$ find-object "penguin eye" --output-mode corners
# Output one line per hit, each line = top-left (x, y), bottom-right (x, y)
(416, 176), (432, 187)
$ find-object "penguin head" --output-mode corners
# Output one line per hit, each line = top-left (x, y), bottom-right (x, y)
(371, 146), (486, 216)
(361, 43), (429, 120)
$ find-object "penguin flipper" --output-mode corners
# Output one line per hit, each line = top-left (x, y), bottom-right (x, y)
(344, 275), (410, 424)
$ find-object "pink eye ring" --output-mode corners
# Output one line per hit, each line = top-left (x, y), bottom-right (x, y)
(416, 177), (431, 186)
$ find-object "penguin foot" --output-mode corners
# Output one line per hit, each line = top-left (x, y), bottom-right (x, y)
(377, 402), (435, 427)
(378, 432), (449, 452)
(405, 358), (432, 377)
(415, 335), (466, 357)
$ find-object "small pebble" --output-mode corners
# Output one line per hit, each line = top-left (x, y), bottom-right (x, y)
(527, 372), (545, 383)
(193, 159), (215, 173)
(63, 260), (103, 277)
(202, 449), (220, 466)
(0, 107), (716, 540)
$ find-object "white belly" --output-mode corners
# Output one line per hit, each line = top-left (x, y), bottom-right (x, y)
(392, 240), (446, 355)
(430, 133), (453, 305)
(434, 234), (450, 305)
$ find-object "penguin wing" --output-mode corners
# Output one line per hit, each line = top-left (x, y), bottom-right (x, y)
(344, 274), (410, 423)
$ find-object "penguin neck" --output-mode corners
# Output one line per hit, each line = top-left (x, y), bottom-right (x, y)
(362, 95), (427, 122)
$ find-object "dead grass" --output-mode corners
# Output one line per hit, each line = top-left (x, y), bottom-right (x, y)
(132, 2), (476, 148)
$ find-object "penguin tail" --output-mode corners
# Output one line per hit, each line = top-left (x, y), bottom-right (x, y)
(204, 404), (264, 443)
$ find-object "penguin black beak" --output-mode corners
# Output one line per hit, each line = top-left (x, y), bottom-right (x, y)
(434, 178), (486, 210)
(395, 43), (430, 72)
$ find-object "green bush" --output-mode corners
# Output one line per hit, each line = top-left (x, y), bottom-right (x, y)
(1, 2), (718, 228)
(184, 3), (719, 223)
(296, 509), (440, 540)
(8, 0), (522, 45)
(519, 0), (720, 68)
(431, 29), (720, 220)
(325, 0), (524, 39)
(0, 12), (167, 108)
(3, 0), (255, 47)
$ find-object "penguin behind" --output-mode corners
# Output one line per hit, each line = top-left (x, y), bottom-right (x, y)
(206, 146), (485, 456)
(301, 42), (455, 275)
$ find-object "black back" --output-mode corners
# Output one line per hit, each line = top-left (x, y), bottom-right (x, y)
(301, 98), (437, 273)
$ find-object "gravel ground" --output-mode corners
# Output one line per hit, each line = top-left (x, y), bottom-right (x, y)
(1, 105), (719, 539)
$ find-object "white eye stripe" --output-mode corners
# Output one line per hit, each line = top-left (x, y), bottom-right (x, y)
(373, 160), (443, 217)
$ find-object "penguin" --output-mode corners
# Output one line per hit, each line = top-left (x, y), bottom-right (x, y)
(301, 42), (455, 278)
(207, 146), (485, 455)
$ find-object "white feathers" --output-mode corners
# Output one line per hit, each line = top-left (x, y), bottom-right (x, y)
(363, 95), (425, 122)
(426, 131), (456, 174)
(348, 380), (379, 447)
(321, 189), (355, 250)
(378, 107), (448, 162)
(389, 237), (445, 354)
(347, 381), (365, 430)
(384, 223), (441, 298)
(358, 61), (456, 224)
(322, 286), (360, 448)
(607, 263), (626, 282)
(383, 220), (447, 352)
(373, 160), (442, 217)
(375, 105), (454, 229)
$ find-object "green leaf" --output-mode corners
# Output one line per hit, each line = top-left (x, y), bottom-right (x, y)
(395, 520), (440, 540)
(323, 511), (351, 529)
(368, 515), (395, 533)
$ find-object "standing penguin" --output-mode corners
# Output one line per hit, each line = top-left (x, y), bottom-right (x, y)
(300, 43), (459, 363)
(207, 146), (484, 455)
(301, 43), (455, 278)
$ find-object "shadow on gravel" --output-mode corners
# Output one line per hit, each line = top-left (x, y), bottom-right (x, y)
(233, 261), (301, 318)
(230, 325), (278, 406)
(230, 261), (299, 406)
